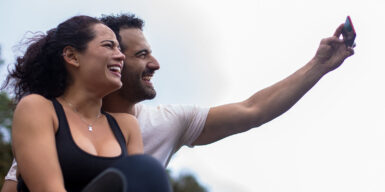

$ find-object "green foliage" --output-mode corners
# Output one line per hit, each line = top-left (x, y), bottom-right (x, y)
(168, 170), (208, 192)
(0, 140), (12, 188)
(0, 46), (14, 188)
(0, 45), (14, 135)
(0, 92), (14, 188)
(0, 92), (14, 131)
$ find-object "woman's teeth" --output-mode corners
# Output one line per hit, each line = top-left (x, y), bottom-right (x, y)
(109, 66), (121, 73)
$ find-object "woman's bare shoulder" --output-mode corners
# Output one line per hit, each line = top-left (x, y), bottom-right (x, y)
(110, 112), (137, 122)
(16, 94), (52, 109)
(109, 112), (140, 135)
(14, 94), (56, 126)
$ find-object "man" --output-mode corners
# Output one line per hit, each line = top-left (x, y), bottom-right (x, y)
(1, 14), (354, 191)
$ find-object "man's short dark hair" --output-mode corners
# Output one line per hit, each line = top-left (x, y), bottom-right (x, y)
(100, 14), (144, 51)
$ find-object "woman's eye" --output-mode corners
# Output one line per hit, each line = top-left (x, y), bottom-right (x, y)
(104, 44), (113, 48)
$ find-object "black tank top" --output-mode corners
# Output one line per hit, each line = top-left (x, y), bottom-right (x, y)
(18, 98), (128, 192)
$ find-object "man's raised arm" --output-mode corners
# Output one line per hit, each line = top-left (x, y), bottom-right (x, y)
(193, 24), (354, 145)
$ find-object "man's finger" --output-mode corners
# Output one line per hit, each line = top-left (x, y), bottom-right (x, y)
(323, 36), (344, 45)
(347, 47), (355, 56)
(333, 24), (344, 37)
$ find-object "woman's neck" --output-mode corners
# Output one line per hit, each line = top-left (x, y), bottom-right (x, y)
(59, 86), (104, 119)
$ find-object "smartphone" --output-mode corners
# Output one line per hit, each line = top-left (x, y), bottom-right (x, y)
(342, 16), (356, 47)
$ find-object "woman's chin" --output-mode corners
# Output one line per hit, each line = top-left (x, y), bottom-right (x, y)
(108, 80), (123, 93)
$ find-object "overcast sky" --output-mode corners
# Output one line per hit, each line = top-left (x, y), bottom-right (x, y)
(1, 0), (385, 191)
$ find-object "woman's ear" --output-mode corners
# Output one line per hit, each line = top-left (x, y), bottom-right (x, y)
(62, 46), (80, 68)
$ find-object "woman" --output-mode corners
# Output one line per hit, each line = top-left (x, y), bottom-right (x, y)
(3, 16), (170, 192)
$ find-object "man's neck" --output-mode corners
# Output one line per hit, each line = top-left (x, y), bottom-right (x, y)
(102, 92), (137, 115)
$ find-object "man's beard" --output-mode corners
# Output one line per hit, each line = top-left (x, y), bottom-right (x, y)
(120, 78), (156, 103)
(137, 83), (156, 100)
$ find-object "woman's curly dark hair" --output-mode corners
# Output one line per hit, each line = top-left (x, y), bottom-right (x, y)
(2, 15), (101, 102)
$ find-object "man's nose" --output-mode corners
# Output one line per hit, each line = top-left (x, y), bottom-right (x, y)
(148, 56), (160, 71)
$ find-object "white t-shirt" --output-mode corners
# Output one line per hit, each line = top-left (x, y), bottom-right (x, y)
(5, 103), (210, 181)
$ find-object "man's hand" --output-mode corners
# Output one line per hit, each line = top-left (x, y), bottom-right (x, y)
(313, 24), (355, 73)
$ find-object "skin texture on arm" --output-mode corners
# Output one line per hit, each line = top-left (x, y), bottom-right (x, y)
(114, 113), (144, 155)
(126, 116), (144, 155)
(12, 94), (66, 192)
(193, 24), (354, 145)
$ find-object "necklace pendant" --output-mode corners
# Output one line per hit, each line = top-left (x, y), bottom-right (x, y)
(88, 125), (93, 132)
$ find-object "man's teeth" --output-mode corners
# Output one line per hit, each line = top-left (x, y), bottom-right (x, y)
(143, 76), (152, 81)
(109, 66), (121, 73)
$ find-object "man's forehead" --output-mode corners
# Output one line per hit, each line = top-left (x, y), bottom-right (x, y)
(119, 28), (150, 51)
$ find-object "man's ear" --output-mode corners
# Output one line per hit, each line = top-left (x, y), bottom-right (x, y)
(62, 46), (80, 67)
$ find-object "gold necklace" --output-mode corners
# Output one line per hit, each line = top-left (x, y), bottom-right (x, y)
(61, 98), (102, 132)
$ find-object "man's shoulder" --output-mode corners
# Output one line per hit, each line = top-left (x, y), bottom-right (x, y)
(134, 103), (180, 117)
(134, 103), (209, 123)
(134, 103), (206, 115)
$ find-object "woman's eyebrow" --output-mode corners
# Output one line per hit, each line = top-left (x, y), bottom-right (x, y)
(100, 40), (116, 45)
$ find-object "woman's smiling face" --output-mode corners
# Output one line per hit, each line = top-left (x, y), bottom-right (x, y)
(75, 23), (126, 95)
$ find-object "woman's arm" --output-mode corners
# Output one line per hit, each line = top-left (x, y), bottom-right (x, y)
(114, 113), (144, 155)
(126, 115), (143, 155)
(1, 180), (17, 192)
(12, 94), (66, 192)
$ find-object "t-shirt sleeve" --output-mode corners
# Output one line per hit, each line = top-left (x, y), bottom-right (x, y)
(134, 104), (210, 165)
(178, 105), (210, 147)
(5, 159), (17, 181)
